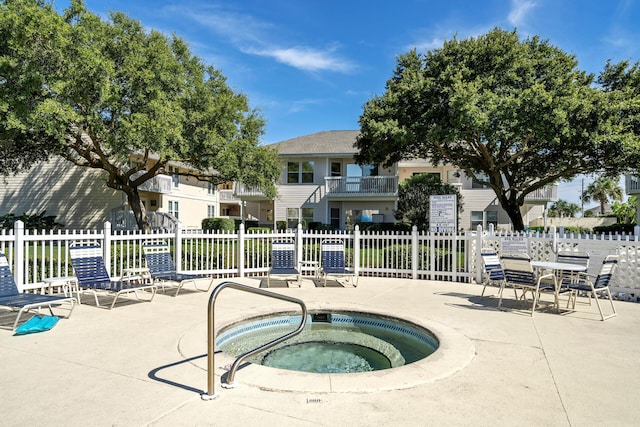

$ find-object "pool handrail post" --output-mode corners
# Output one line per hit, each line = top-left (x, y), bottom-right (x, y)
(201, 281), (307, 401)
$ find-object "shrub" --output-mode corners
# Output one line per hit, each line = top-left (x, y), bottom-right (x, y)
(202, 218), (235, 232)
(0, 211), (63, 230)
(356, 222), (412, 232)
(593, 223), (636, 234)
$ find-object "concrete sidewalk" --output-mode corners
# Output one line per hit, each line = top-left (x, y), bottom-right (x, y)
(1, 277), (638, 426)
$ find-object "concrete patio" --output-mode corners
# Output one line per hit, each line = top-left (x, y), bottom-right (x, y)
(1, 277), (638, 426)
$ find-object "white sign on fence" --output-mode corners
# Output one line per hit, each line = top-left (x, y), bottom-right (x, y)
(500, 236), (529, 253)
(429, 195), (457, 233)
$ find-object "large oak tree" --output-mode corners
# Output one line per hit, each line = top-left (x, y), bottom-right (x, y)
(0, 0), (280, 230)
(355, 28), (636, 230)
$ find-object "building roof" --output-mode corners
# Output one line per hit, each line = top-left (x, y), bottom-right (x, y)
(269, 130), (360, 156)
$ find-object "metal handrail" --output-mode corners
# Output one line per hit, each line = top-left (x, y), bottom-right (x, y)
(201, 281), (307, 400)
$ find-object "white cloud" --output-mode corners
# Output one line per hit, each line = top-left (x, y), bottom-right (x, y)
(508, 0), (537, 27)
(412, 37), (445, 52)
(245, 46), (355, 73)
(169, 4), (354, 73)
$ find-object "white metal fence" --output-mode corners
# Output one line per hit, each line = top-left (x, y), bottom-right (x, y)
(1, 221), (639, 302)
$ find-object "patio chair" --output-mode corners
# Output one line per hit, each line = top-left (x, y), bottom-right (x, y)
(480, 249), (507, 297)
(69, 243), (157, 309)
(566, 255), (618, 321)
(556, 251), (590, 287)
(266, 240), (301, 287)
(0, 253), (75, 330)
(321, 240), (357, 287)
(142, 241), (213, 296)
(500, 255), (560, 317)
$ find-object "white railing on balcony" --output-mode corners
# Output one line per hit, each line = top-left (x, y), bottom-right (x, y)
(524, 184), (558, 203)
(325, 176), (398, 196)
(131, 171), (172, 194)
(218, 189), (240, 202)
(233, 183), (266, 198)
(626, 175), (640, 194)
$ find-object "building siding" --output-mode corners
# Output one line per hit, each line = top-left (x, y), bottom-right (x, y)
(0, 158), (122, 229)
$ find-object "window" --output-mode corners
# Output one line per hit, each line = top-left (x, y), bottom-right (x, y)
(470, 211), (498, 229)
(331, 162), (342, 177)
(287, 161), (314, 184)
(471, 173), (488, 189)
(487, 211), (498, 228)
(446, 170), (458, 184)
(301, 208), (314, 226)
(347, 163), (378, 177)
(207, 183), (215, 195)
(330, 208), (340, 229)
(168, 200), (179, 219)
(207, 205), (215, 218)
(470, 211), (483, 229)
(286, 208), (299, 228)
(286, 207), (313, 228)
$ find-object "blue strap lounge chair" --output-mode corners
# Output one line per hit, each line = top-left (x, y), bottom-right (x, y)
(480, 249), (507, 297)
(556, 251), (590, 288)
(0, 253), (75, 331)
(267, 240), (301, 287)
(143, 241), (213, 296)
(321, 240), (357, 287)
(69, 243), (157, 309)
(566, 255), (617, 321)
(500, 255), (560, 317)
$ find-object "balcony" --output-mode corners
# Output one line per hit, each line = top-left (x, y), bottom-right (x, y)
(233, 183), (268, 200)
(523, 184), (559, 204)
(626, 175), (640, 194)
(132, 171), (173, 194)
(325, 176), (398, 200)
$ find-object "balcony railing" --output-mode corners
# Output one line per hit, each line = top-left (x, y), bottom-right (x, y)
(325, 176), (398, 197)
(626, 175), (640, 194)
(524, 184), (559, 203)
(131, 171), (173, 194)
(219, 189), (240, 202)
(233, 183), (267, 199)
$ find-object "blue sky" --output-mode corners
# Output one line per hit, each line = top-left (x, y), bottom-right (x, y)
(77, 0), (640, 211)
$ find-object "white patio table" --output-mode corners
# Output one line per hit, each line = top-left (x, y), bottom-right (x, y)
(531, 261), (587, 310)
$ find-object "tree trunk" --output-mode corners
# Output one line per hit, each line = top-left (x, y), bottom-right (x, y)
(504, 205), (525, 231)
(127, 188), (151, 232)
(496, 193), (526, 231)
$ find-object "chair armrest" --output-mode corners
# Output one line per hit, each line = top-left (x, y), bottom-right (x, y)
(537, 273), (556, 286)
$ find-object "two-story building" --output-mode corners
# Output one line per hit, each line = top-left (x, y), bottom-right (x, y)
(1, 130), (556, 231)
(0, 155), (240, 230)
(236, 130), (556, 230)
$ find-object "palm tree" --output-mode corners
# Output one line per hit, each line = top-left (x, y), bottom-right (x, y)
(548, 200), (580, 218)
(581, 176), (623, 215)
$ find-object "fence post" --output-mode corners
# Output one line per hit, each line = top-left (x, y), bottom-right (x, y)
(14, 220), (24, 289)
(411, 226), (418, 279)
(550, 225), (557, 253)
(296, 223), (303, 270)
(103, 221), (112, 273)
(476, 224), (483, 284)
(238, 223), (245, 277)
(354, 225), (360, 276)
(175, 222), (183, 272)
